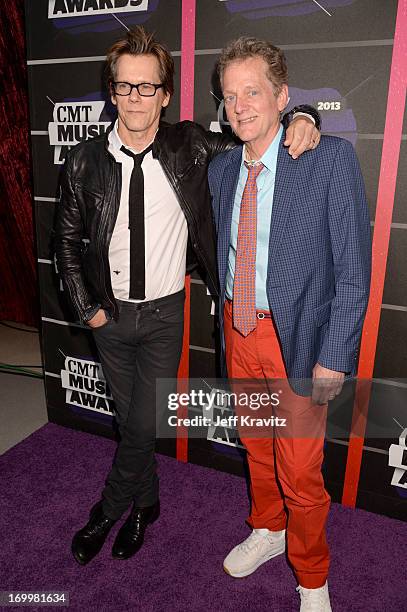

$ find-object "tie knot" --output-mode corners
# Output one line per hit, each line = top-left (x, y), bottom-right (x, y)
(120, 143), (153, 165)
(244, 161), (264, 179)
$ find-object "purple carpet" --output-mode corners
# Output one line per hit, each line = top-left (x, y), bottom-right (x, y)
(1, 424), (406, 611)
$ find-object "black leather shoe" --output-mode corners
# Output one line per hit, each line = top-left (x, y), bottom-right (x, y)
(112, 500), (160, 560)
(71, 503), (116, 565)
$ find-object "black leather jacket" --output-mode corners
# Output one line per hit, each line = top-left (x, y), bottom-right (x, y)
(55, 121), (234, 322)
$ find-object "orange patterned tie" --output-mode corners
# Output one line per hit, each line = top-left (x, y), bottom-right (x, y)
(233, 162), (264, 336)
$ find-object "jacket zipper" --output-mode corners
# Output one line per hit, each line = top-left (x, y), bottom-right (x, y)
(97, 154), (118, 317)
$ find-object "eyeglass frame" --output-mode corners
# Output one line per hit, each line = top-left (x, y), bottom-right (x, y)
(111, 81), (165, 97)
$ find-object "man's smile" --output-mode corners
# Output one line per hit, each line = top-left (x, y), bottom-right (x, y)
(238, 116), (257, 124)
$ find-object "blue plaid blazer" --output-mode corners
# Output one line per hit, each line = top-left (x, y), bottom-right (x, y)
(208, 132), (371, 381)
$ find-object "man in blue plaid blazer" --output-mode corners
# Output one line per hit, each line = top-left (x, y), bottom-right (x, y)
(208, 37), (371, 611)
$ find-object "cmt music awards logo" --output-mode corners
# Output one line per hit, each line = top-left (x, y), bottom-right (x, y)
(48, 0), (159, 33)
(220, 0), (355, 19)
(210, 87), (357, 145)
(61, 355), (115, 417)
(389, 428), (407, 491)
(48, 100), (110, 164)
(202, 387), (243, 449)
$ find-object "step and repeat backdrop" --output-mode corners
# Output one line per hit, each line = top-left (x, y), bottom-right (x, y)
(25, 0), (406, 520)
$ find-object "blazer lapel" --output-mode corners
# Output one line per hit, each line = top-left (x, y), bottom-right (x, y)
(218, 146), (242, 292)
(268, 135), (301, 269)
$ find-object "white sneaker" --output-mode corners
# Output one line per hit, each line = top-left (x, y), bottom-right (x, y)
(223, 528), (286, 578)
(296, 581), (332, 611)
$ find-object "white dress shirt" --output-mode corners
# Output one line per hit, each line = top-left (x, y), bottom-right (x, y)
(108, 122), (188, 302)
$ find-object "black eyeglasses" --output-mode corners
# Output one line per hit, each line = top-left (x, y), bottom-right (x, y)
(112, 81), (164, 97)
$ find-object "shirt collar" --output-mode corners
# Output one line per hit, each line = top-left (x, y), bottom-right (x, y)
(108, 119), (157, 156)
(241, 123), (283, 172)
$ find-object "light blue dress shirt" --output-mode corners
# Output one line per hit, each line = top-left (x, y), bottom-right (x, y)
(226, 123), (283, 309)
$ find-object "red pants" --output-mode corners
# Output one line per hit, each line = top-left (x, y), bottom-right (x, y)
(224, 300), (330, 588)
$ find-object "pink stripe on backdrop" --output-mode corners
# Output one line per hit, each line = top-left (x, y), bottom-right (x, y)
(358, 0), (407, 378)
(177, 1), (196, 461)
(180, 0), (196, 121)
(342, 0), (407, 507)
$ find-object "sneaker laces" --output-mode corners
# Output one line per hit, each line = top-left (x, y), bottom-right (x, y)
(237, 530), (270, 554)
(296, 585), (327, 612)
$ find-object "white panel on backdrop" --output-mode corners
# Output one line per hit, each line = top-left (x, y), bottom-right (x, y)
(61, 355), (115, 415)
(48, 0), (149, 19)
(48, 101), (110, 164)
(389, 428), (407, 489)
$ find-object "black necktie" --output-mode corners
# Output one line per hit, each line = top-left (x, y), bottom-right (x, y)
(120, 143), (153, 300)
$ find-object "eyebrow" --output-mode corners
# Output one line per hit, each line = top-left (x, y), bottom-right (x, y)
(223, 83), (260, 93)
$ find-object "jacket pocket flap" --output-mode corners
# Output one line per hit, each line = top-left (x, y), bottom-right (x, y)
(74, 183), (104, 200)
(314, 300), (332, 326)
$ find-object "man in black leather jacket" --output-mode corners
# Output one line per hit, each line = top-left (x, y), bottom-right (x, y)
(54, 26), (321, 567)
(56, 119), (232, 323)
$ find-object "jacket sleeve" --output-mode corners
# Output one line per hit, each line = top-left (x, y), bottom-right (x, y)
(202, 129), (236, 160)
(317, 139), (372, 373)
(54, 152), (100, 323)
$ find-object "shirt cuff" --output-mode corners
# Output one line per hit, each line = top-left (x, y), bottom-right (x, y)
(292, 111), (316, 125)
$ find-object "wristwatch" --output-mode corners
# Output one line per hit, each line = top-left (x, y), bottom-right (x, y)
(283, 104), (321, 131)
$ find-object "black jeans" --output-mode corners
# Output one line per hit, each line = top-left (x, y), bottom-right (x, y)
(92, 290), (185, 520)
